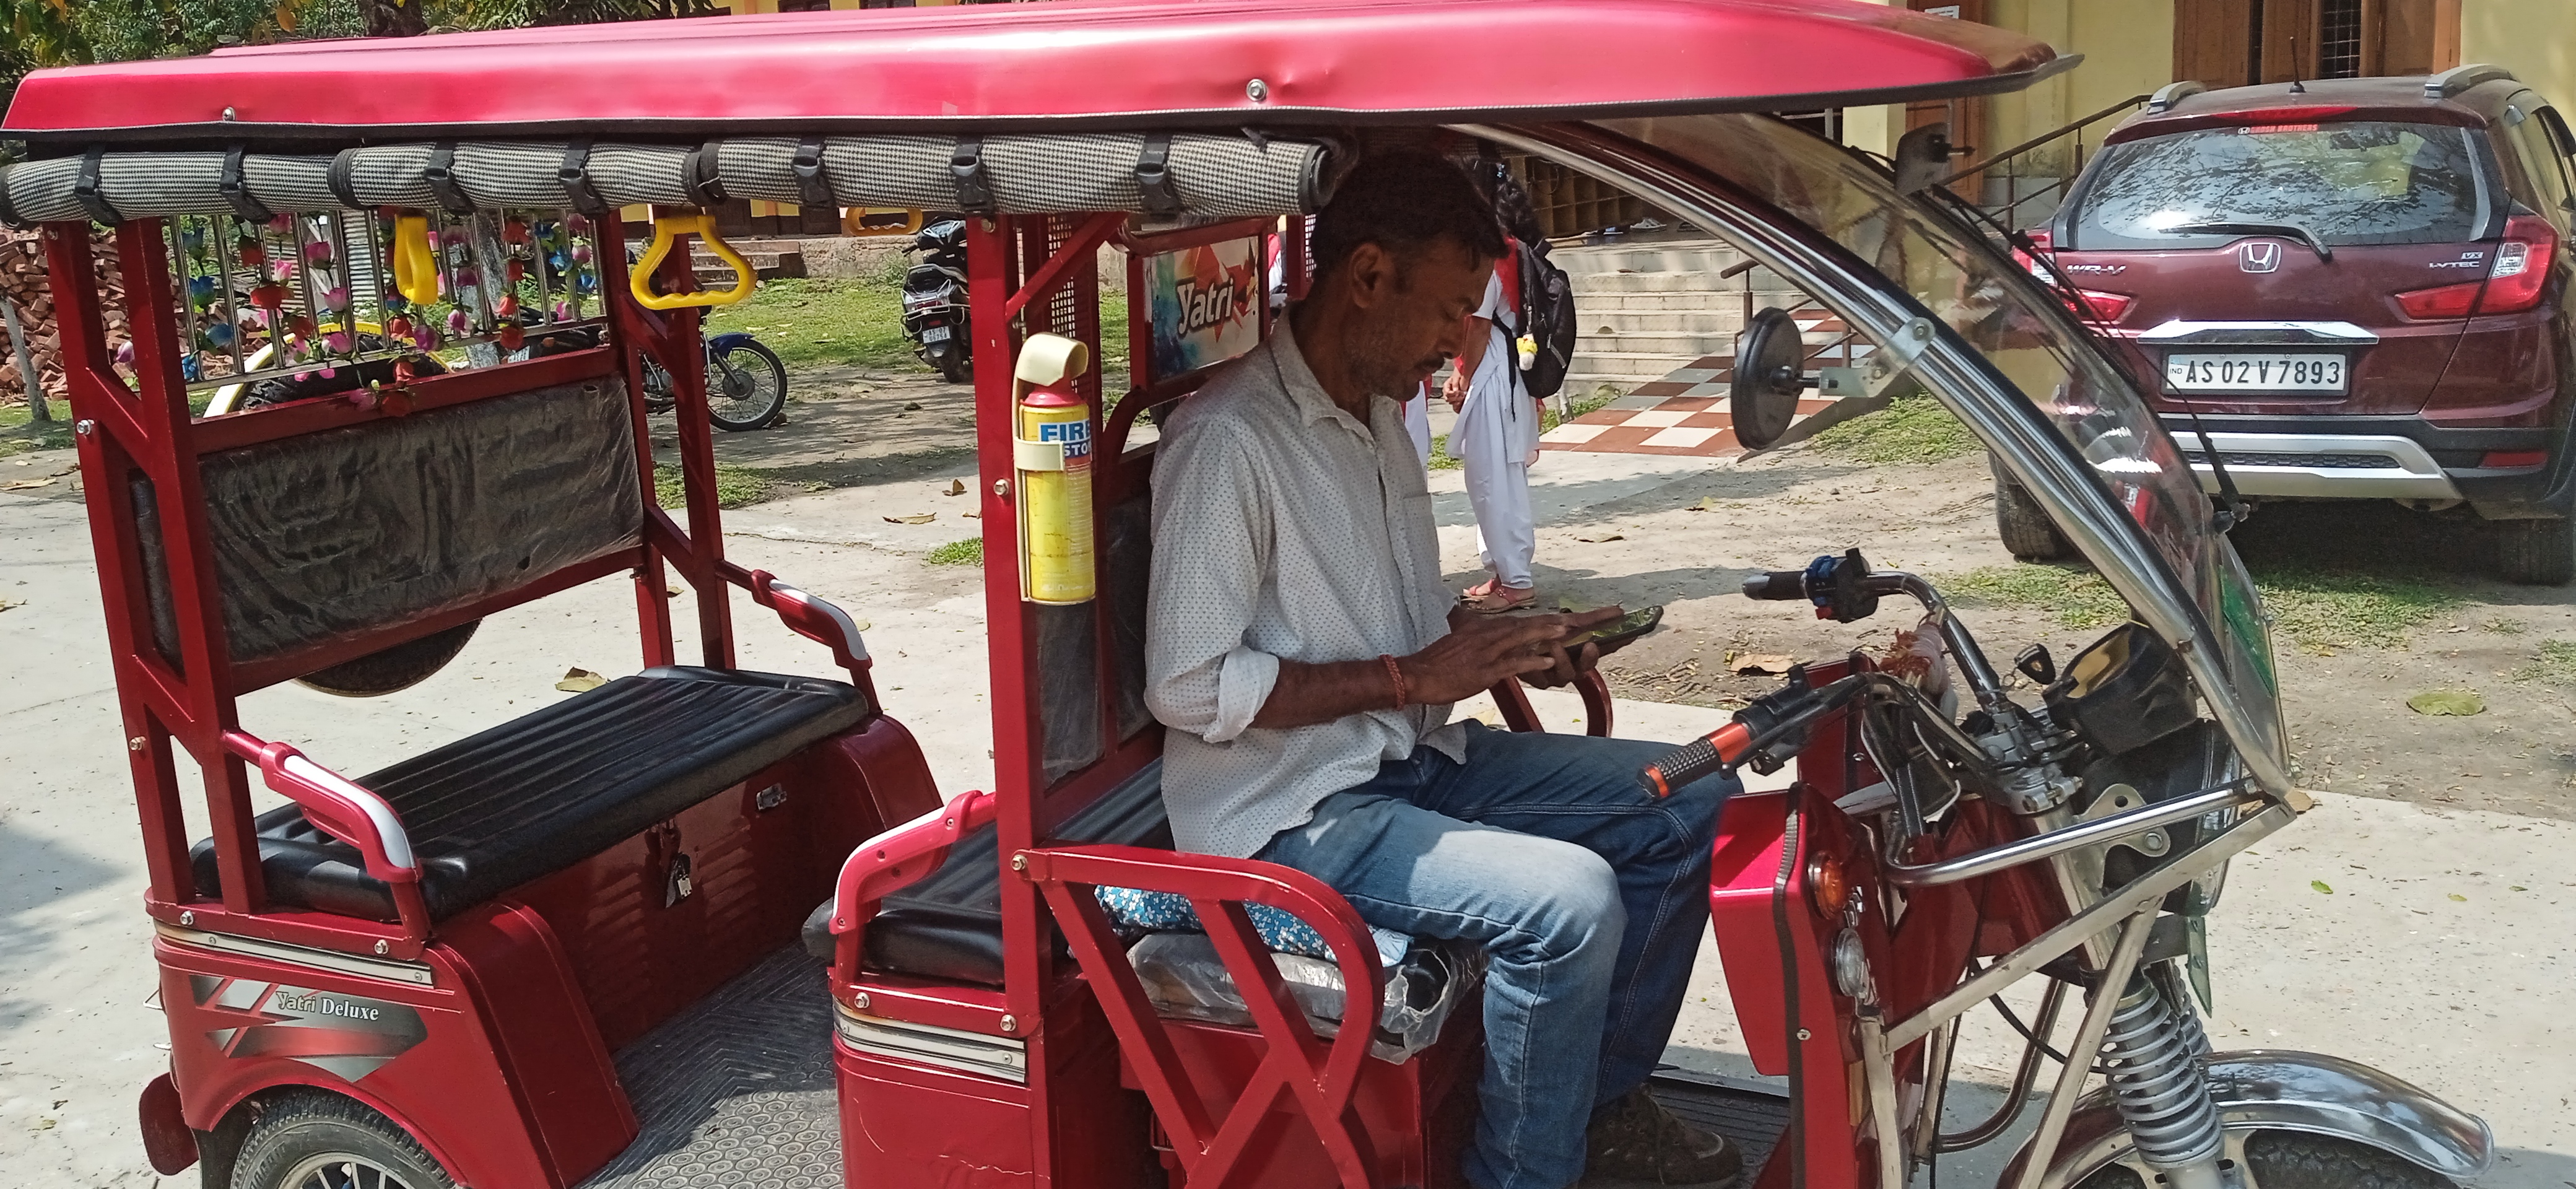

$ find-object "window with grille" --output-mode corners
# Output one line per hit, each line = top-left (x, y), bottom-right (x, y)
(2318, 0), (2364, 79)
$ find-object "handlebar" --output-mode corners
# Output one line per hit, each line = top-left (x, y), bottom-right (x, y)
(1639, 721), (1751, 797)
(1743, 549), (2011, 715)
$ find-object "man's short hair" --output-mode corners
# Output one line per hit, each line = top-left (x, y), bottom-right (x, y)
(1308, 152), (1510, 283)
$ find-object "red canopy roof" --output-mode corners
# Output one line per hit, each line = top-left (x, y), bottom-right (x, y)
(6, 0), (2068, 145)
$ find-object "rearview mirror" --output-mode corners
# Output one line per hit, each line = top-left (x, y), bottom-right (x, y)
(1730, 306), (1806, 450)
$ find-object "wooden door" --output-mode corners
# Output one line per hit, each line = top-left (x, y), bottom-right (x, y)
(1905, 0), (1988, 199)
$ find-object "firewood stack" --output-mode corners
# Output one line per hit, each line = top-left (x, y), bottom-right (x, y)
(1, 229), (132, 406)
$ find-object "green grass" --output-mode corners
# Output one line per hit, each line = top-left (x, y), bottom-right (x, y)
(1808, 395), (1979, 464)
(0, 404), (75, 458)
(2512, 639), (2576, 685)
(1946, 565), (2131, 632)
(705, 277), (913, 372)
(1945, 560), (2467, 654)
(926, 538), (985, 567)
(653, 462), (780, 510)
(2252, 566), (2465, 653)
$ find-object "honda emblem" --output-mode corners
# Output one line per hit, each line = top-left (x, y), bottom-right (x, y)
(2238, 241), (2282, 274)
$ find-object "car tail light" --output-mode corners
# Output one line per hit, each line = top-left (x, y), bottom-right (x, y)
(2480, 450), (2548, 468)
(2069, 289), (2134, 323)
(2396, 214), (2559, 320)
(2012, 228), (2053, 273)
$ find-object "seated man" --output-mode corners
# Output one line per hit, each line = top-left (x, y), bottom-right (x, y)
(1144, 152), (1743, 1189)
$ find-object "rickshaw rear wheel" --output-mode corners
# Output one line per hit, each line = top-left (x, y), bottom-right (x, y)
(2074, 1130), (2453, 1189)
(229, 1091), (456, 1189)
(1992, 459), (2074, 562)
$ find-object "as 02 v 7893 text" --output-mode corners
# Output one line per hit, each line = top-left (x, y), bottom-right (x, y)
(2163, 352), (2347, 393)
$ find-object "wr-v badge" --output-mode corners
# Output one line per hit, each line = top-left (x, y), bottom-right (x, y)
(2239, 241), (2282, 273)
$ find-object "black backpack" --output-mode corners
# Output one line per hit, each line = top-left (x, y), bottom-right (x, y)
(1481, 162), (1578, 400)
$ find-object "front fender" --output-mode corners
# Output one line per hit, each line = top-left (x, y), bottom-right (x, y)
(705, 331), (758, 351)
(2012, 1050), (2493, 1188)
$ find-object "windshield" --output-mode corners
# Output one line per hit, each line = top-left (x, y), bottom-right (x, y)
(1593, 113), (2286, 770)
(2068, 121), (2488, 250)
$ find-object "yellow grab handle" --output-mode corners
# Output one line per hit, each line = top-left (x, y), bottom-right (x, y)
(631, 212), (756, 311)
(391, 214), (441, 307)
(844, 207), (926, 238)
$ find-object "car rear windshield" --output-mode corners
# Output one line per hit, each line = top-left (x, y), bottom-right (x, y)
(2066, 120), (2489, 250)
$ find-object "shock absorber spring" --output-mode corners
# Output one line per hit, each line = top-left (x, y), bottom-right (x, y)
(2100, 972), (2226, 1185)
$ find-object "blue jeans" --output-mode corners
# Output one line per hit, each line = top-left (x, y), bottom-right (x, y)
(1253, 723), (1736, 1189)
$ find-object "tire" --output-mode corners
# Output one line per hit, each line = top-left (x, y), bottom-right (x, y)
(932, 344), (972, 385)
(1995, 469), (2075, 562)
(640, 356), (678, 414)
(230, 1091), (456, 1189)
(705, 339), (788, 432)
(2492, 515), (2575, 585)
(2075, 1130), (2452, 1189)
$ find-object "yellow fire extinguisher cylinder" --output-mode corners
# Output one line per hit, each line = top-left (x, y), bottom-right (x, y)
(1014, 334), (1095, 605)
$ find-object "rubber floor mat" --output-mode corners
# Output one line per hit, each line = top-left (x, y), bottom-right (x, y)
(576, 946), (838, 1188)
(1647, 1069), (1792, 1174)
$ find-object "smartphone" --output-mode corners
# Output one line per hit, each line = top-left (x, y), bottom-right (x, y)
(1580, 604), (1664, 650)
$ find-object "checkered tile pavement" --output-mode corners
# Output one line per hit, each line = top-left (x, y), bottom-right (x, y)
(1542, 310), (1870, 458)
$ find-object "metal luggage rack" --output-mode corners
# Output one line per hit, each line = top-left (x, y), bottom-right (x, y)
(164, 206), (608, 398)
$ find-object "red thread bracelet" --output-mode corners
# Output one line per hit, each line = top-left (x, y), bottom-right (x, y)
(1380, 654), (1409, 710)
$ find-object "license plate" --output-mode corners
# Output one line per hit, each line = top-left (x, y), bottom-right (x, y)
(2164, 352), (2347, 394)
(921, 324), (953, 344)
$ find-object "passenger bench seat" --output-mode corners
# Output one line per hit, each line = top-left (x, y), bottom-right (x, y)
(191, 666), (870, 921)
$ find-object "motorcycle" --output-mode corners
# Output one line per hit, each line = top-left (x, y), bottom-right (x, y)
(530, 323), (789, 432)
(902, 217), (972, 383)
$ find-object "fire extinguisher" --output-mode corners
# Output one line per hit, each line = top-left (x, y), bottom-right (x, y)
(1012, 333), (1095, 605)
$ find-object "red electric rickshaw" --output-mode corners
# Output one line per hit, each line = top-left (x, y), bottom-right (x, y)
(4, 2), (2497, 1188)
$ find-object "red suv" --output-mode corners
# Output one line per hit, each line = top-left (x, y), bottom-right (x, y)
(2011, 65), (2576, 583)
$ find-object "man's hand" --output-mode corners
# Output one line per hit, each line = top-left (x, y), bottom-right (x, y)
(1518, 605), (1624, 689)
(1441, 367), (1469, 411)
(1398, 612), (1576, 705)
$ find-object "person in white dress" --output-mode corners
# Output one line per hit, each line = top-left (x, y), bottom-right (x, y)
(1443, 258), (1539, 612)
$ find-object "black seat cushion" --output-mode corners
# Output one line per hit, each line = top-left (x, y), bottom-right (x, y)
(807, 759), (1170, 985)
(193, 666), (869, 922)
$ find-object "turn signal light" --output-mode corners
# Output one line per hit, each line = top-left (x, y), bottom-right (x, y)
(2396, 214), (2558, 320)
(1806, 855), (1851, 919)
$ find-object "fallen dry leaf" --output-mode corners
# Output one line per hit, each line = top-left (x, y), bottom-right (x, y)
(2, 477), (54, 491)
(1733, 654), (1799, 676)
(962, 511), (980, 519)
(0, 598), (21, 613)
(884, 513), (937, 525)
(2406, 689), (2484, 716)
(1575, 533), (1625, 544)
(944, 479), (967, 496)
(1684, 496), (1720, 512)
(554, 668), (607, 694)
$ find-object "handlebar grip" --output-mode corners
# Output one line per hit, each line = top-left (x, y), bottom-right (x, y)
(1743, 571), (1810, 601)
(1638, 722), (1752, 797)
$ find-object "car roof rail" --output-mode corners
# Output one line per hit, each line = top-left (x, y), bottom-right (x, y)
(2427, 64), (2517, 100)
(2146, 81), (2206, 115)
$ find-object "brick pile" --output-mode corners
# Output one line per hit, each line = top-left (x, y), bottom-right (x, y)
(1, 229), (130, 404)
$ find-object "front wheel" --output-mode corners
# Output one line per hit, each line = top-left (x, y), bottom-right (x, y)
(2491, 515), (2575, 585)
(706, 339), (788, 432)
(230, 1091), (456, 1189)
(2076, 1130), (2455, 1189)
(929, 342), (972, 385)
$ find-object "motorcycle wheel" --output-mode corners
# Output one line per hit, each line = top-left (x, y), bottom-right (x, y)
(933, 344), (972, 385)
(2076, 1131), (2452, 1189)
(640, 355), (678, 415)
(229, 1091), (458, 1189)
(706, 339), (789, 432)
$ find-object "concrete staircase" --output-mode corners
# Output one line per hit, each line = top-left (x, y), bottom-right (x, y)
(692, 240), (808, 286)
(1552, 237), (1827, 396)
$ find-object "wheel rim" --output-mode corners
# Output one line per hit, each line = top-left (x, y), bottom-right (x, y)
(281, 1152), (419, 1189)
(706, 347), (781, 425)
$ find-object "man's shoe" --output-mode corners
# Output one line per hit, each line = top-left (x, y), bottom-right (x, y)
(1579, 1086), (1744, 1189)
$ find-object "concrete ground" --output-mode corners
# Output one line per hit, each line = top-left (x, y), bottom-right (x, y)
(2, 416), (2570, 1187)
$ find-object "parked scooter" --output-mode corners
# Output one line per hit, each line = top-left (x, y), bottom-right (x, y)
(902, 218), (972, 383)
(529, 322), (789, 432)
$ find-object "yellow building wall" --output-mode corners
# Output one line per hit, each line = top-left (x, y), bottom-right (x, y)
(1841, 1), (2175, 188)
(2462, 0), (2576, 109)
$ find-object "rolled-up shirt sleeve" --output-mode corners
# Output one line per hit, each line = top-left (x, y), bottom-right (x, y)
(1146, 420), (1276, 743)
